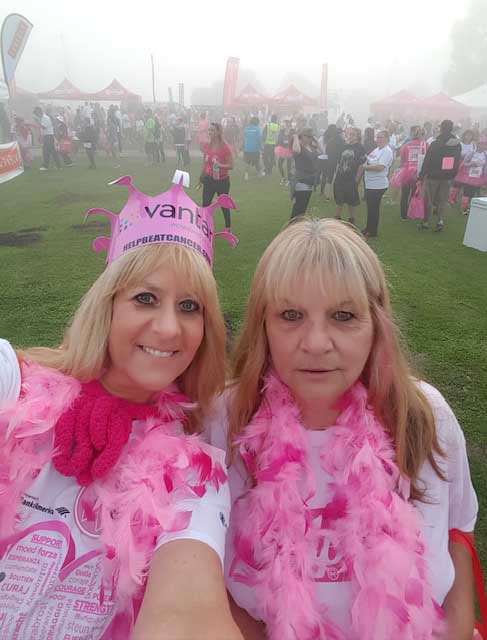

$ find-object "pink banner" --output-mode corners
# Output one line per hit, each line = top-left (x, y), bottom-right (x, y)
(223, 57), (240, 109)
(320, 63), (328, 111)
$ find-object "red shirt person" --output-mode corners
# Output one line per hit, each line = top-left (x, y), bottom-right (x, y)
(200, 123), (235, 233)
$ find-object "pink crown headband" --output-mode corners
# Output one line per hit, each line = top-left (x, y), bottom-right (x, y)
(85, 175), (238, 267)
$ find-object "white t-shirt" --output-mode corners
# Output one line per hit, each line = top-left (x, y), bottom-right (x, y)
(40, 114), (54, 136)
(466, 151), (487, 176)
(0, 350), (230, 640)
(205, 382), (478, 633)
(364, 145), (394, 189)
(461, 142), (476, 159)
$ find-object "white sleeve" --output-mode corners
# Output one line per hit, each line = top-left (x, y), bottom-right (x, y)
(0, 339), (21, 408)
(419, 382), (478, 532)
(155, 446), (231, 567)
(384, 147), (394, 169)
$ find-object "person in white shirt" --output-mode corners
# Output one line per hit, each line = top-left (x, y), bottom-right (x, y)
(0, 198), (243, 639)
(113, 106), (123, 152)
(83, 101), (93, 124)
(33, 106), (61, 171)
(363, 130), (394, 237)
(206, 219), (478, 640)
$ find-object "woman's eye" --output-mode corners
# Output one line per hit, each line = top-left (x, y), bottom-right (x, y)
(281, 309), (302, 322)
(179, 299), (200, 313)
(135, 292), (156, 305)
(334, 311), (354, 321)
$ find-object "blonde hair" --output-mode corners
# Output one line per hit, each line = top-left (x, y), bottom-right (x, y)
(231, 218), (444, 499)
(21, 244), (227, 431)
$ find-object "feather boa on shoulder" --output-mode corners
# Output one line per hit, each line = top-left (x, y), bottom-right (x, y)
(230, 373), (443, 640)
(0, 360), (227, 613)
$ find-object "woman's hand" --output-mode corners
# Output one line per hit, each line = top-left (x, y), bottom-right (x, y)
(133, 540), (244, 640)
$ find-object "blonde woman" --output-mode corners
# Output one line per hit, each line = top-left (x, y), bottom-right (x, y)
(207, 219), (477, 640)
(0, 178), (243, 640)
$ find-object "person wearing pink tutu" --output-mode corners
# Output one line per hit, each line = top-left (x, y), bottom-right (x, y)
(453, 136), (487, 214)
(397, 126), (428, 219)
(0, 176), (244, 640)
(449, 130), (476, 207)
(206, 219), (478, 640)
(275, 119), (293, 186)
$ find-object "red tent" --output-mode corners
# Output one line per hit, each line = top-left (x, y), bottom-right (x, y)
(233, 84), (270, 106)
(272, 84), (316, 108)
(37, 78), (87, 100)
(419, 93), (470, 119)
(370, 90), (419, 118)
(89, 78), (141, 102)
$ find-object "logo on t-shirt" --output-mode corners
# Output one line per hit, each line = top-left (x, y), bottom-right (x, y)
(219, 511), (228, 529)
(21, 493), (55, 516)
(308, 506), (352, 583)
(74, 485), (102, 538)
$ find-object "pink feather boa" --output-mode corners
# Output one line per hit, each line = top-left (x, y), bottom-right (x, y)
(230, 373), (443, 640)
(0, 360), (227, 614)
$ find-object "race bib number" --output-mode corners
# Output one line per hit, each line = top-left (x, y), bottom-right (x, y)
(83, 143), (92, 149)
(408, 148), (419, 163)
(468, 166), (482, 178)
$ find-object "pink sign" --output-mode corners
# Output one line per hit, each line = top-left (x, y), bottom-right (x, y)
(86, 176), (238, 267)
(442, 157), (455, 170)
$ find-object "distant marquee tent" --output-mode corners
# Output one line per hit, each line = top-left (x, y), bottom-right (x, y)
(32, 77), (142, 104)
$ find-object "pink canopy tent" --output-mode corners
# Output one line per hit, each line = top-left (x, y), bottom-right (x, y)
(370, 90), (420, 120)
(89, 78), (141, 102)
(419, 93), (470, 120)
(233, 84), (270, 106)
(37, 77), (87, 101)
(272, 84), (316, 109)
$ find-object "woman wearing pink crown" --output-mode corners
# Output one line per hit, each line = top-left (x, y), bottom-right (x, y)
(207, 219), (478, 640)
(0, 175), (243, 640)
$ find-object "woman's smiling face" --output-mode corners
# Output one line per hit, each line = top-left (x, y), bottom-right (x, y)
(102, 262), (204, 403)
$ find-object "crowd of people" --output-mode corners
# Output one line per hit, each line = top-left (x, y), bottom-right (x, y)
(217, 111), (487, 237)
(3, 97), (487, 240)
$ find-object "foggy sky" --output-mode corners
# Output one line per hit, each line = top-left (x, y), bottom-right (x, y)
(1, 0), (469, 103)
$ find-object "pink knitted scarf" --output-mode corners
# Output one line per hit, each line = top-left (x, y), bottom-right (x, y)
(230, 373), (443, 640)
(53, 380), (163, 485)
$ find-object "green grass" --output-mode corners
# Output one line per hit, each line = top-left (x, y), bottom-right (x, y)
(1, 154), (486, 564)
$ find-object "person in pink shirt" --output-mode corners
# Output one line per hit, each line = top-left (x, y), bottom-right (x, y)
(398, 126), (428, 219)
(200, 122), (235, 234)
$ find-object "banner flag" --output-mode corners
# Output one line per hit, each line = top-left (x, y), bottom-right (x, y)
(223, 57), (240, 109)
(178, 83), (184, 106)
(168, 86), (173, 103)
(320, 63), (328, 110)
(1, 14), (33, 97)
(0, 142), (24, 184)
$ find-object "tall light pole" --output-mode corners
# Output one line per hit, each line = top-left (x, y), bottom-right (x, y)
(151, 53), (156, 104)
